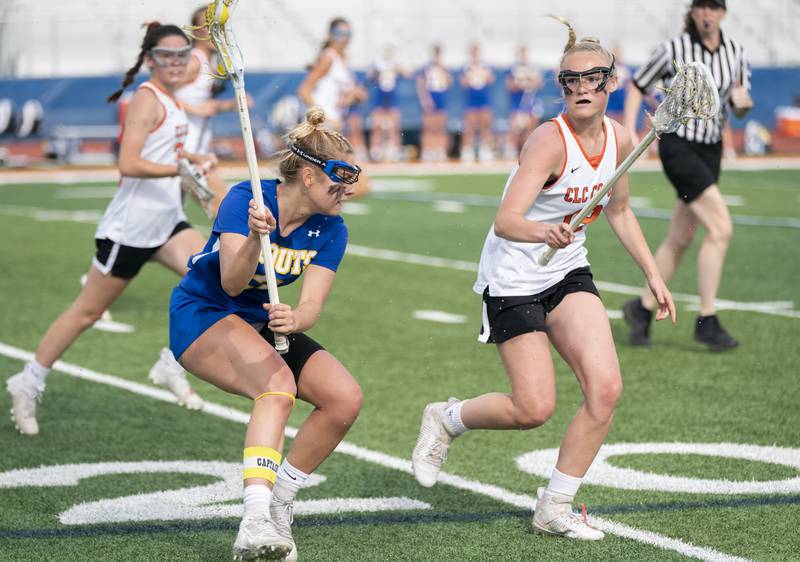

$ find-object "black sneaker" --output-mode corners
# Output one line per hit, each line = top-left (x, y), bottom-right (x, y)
(694, 315), (739, 351)
(622, 298), (653, 347)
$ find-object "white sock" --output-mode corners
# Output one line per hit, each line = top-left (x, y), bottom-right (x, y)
(273, 460), (309, 502)
(544, 467), (583, 501)
(441, 400), (469, 437)
(24, 360), (50, 391)
(243, 484), (272, 519)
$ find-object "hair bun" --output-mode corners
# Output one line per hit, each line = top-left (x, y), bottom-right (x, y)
(305, 107), (326, 128)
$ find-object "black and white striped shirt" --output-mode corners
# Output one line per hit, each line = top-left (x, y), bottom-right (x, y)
(632, 27), (751, 145)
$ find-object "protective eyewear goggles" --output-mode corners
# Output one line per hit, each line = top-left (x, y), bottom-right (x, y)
(331, 27), (352, 41)
(290, 144), (361, 185)
(150, 46), (192, 67)
(558, 60), (615, 95)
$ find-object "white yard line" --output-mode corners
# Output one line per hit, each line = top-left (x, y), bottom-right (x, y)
(0, 341), (750, 562)
(346, 245), (800, 320)
(412, 310), (467, 324)
(0, 201), (794, 320)
(1, 157), (799, 186)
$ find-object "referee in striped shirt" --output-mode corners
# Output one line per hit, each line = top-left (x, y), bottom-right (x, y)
(622, 0), (753, 351)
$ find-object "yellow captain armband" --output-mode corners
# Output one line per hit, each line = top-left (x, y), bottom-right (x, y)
(254, 391), (296, 405)
(242, 446), (282, 483)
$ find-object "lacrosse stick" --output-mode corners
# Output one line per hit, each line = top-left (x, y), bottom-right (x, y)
(539, 61), (720, 266)
(178, 158), (215, 218)
(199, 0), (289, 353)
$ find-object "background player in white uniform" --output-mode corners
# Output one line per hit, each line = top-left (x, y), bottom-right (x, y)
(6, 22), (216, 435)
(299, 17), (369, 197)
(412, 18), (676, 541)
(169, 108), (362, 561)
(175, 6), (245, 217)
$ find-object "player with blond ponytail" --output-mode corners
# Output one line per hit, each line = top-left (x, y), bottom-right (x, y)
(412, 17), (675, 542)
(169, 107), (363, 560)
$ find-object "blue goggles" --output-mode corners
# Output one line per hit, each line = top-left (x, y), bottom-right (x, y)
(290, 144), (361, 185)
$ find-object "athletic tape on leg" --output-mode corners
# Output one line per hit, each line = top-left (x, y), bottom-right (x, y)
(254, 391), (296, 405)
(243, 446), (282, 483)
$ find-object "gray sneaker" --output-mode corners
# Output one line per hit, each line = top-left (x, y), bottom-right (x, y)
(411, 398), (459, 487)
(232, 515), (292, 561)
(7, 369), (44, 436)
(532, 487), (604, 541)
(270, 497), (297, 562)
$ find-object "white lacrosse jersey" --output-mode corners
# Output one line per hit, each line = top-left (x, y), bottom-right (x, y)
(311, 48), (355, 125)
(175, 48), (215, 153)
(474, 114), (618, 296)
(96, 82), (189, 248)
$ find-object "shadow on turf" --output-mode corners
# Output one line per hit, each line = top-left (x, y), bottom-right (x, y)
(2, 494), (798, 540)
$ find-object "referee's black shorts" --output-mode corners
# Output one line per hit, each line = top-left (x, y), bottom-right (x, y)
(658, 133), (722, 204)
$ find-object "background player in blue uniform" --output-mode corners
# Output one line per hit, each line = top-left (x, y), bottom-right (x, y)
(169, 108), (363, 561)
(504, 44), (544, 159)
(416, 44), (452, 162)
(367, 44), (411, 162)
(460, 42), (496, 162)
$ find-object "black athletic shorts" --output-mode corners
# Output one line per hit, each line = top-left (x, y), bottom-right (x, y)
(478, 266), (600, 344)
(258, 327), (326, 384)
(94, 221), (193, 279)
(658, 133), (722, 203)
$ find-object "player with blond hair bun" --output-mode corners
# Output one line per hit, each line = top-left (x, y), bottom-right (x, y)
(412, 17), (676, 541)
(6, 21), (216, 435)
(169, 107), (363, 561)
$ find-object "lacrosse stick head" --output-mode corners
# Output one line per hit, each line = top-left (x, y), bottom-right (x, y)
(188, 0), (245, 86)
(651, 60), (720, 134)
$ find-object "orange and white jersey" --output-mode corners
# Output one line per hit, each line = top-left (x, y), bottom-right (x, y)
(95, 82), (189, 248)
(474, 114), (618, 296)
(175, 48), (215, 153)
(311, 48), (355, 125)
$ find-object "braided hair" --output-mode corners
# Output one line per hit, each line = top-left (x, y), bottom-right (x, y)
(107, 22), (189, 103)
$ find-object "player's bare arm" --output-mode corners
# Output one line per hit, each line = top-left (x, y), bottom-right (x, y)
(493, 121), (571, 247)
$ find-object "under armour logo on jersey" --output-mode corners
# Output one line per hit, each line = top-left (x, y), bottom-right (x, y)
(308, 229), (321, 237)
(570, 166), (582, 174)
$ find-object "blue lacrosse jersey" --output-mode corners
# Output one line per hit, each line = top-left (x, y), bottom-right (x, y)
(177, 179), (347, 323)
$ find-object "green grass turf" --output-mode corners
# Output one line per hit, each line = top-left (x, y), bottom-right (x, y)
(1, 170), (799, 561)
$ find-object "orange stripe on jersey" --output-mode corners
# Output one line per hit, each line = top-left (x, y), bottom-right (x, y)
(562, 114), (607, 170)
(543, 119), (567, 191)
(139, 83), (168, 133)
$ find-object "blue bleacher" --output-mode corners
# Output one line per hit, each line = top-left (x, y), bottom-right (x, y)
(0, 67), (798, 140)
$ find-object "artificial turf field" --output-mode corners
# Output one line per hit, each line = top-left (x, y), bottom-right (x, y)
(0, 167), (798, 561)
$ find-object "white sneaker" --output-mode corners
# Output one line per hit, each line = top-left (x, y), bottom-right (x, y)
(460, 147), (475, 163)
(270, 497), (297, 562)
(232, 516), (292, 561)
(411, 398), (458, 487)
(148, 347), (203, 410)
(532, 487), (605, 541)
(7, 369), (44, 436)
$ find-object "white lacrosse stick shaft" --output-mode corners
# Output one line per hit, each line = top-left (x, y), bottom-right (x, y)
(538, 128), (657, 266)
(209, 1), (289, 354)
